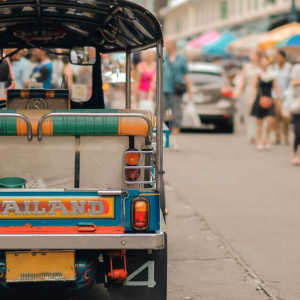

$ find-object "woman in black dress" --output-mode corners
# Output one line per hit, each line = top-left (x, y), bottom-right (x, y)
(250, 54), (281, 150)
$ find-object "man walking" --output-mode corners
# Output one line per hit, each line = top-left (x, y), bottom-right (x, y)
(273, 50), (292, 145)
(163, 39), (192, 151)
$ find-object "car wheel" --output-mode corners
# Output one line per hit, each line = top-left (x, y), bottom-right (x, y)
(223, 120), (234, 133)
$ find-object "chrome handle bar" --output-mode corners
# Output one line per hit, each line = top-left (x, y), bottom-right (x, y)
(37, 112), (153, 144)
(0, 113), (32, 141)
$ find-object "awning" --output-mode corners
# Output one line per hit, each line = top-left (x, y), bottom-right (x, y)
(201, 32), (236, 57)
(187, 31), (220, 48)
(227, 33), (267, 56)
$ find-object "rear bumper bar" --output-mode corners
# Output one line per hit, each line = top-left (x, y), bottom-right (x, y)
(0, 231), (165, 250)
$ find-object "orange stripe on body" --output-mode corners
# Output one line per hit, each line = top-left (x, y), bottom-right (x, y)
(16, 109), (53, 136)
(118, 109), (155, 137)
(0, 226), (125, 234)
(46, 90), (55, 98)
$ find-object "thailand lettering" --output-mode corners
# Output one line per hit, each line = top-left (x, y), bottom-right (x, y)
(0, 200), (107, 217)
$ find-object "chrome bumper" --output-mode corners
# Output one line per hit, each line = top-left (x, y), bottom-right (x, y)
(0, 231), (165, 250)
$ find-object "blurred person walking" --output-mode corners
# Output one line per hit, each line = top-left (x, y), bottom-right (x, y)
(11, 50), (32, 89)
(234, 50), (260, 144)
(272, 50), (292, 145)
(250, 54), (281, 150)
(134, 49), (156, 112)
(25, 49), (52, 89)
(284, 64), (300, 164)
(50, 51), (64, 89)
(62, 56), (73, 89)
(163, 39), (192, 151)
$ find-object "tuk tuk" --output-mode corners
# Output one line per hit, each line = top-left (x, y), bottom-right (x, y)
(0, 1), (167, 299)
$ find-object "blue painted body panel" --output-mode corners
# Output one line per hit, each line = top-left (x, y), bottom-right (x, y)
(0, 190), (160, 232)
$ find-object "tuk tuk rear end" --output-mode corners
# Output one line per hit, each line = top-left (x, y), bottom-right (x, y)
(0, 1), (167, 299)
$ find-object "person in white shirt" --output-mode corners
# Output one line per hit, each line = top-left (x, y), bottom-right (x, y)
(273, 50), (292, 145)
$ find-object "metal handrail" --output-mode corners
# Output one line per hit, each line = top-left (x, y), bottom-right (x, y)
(37, 112), (153, 144)
(0, 113), (32, 141)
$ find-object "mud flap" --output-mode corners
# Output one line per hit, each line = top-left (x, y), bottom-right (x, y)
(110, 233), (167, 300)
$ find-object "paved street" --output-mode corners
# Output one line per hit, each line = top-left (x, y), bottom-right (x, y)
(3, 122), (298, 300)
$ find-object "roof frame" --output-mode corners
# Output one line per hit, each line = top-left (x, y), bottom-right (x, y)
(0, 0), (163, 53)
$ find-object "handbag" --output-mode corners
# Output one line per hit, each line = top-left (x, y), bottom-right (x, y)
(259, 96), (272, 109)
(169, 59), (187, 95)
(290, 96), (300, 114)
(258, 85), (272, 109)
(182, 101), (201, 128)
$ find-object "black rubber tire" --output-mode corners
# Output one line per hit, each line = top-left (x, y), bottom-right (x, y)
(217, 119), (234, 133)
(109, 233), (168, 300)
(223, 121), (234, 133)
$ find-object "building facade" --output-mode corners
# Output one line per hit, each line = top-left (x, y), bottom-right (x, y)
(160, 0), (298, 40)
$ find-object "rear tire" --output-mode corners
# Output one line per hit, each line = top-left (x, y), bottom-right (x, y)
(109, 233), (168, 300)
(217, 118), (234, 133)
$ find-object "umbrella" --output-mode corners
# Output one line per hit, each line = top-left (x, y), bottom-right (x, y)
(276, 34), (300, 48)
(227, 33), (267, 56)
(187, 31), (220, 48)
(201, 32), (236, 57)
(258, 23), (300, 51)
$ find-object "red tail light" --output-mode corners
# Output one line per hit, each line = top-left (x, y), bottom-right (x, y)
(132, 198), (149, 230)
(125, 169), (141, 181)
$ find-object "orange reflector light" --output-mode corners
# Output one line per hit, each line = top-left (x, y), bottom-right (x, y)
(133, 200), (149, 229)
(125, 150), (140, 166)
(102, 83), (110, 91)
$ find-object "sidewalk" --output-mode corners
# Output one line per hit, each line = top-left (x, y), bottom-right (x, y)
(166, 182), (269, 300)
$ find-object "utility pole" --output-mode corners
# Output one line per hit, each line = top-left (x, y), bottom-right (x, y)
(288, 0), (298, 23)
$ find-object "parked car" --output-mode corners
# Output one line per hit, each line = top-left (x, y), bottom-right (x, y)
(183, 62), (236, 133)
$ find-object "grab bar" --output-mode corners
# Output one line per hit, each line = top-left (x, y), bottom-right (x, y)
(0, 113), (32, 141)
(37, 112), (153, 144)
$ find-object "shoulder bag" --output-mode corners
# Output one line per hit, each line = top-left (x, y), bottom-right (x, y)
(168, 58), (187, 95)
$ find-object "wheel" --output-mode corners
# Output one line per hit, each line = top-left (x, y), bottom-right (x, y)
(109, 233), (168, 300)
(223, 121), (234, 133)
(217, 118), (234, 133)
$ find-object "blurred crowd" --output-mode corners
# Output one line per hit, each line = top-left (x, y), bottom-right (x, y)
(1, 49), (92, 100)
(233, 49), (300, 164)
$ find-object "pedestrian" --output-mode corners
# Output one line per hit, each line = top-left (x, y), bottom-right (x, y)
(272, 50), (292, 145)
(11, 50), (32, 89)
(285, 63), (300, 164)
(250, 54), (281, 150)
(62, 55), (73, 89)
(25, 49), (52, 89)
(134, 49), (156, 112)
(50, 50), (64, 89)
(163, 39), (193, 151)
(233, 50), (260, 144)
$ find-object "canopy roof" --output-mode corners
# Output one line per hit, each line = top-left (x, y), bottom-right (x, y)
(0, 0), (163, 53)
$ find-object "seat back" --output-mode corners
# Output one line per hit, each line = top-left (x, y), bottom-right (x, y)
(0, 109), (155, 138)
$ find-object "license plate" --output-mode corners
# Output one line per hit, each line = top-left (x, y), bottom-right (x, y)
(6, 251), (76, 282)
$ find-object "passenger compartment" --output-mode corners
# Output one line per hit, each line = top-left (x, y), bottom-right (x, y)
(0, 109), (156, 189)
